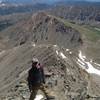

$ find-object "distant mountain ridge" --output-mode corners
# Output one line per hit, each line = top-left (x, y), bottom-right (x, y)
(1, 0), (100, 5)
(1, 0), (32, 4)
(48, 4), (100, 23)
(0, 3), (50, 15)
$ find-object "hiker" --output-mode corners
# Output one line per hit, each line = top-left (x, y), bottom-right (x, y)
(27, 58), (54, 100)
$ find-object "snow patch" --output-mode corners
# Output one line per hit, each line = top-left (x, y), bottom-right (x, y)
(77, 61), (86, 69)
(59, 52), (66, 59)
(53, 45), (57, 47)
(56, 50), (59, 55)
(32, 43), (36, 47)
(77, 59), (86, 66)
(90, 59), (93, 63)
(34, 95), (44, 100)
(94, 62), (100, 67)
(66, 49), (69, 52)
(79, 51), (86, 61)
(69, 52), (72, 55)
(32, 44), (36, 47)
(78, 51), (100, 76)
(85, 62), (100, 75)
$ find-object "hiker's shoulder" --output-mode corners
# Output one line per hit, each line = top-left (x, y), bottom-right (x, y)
(29, 68), (34, 73)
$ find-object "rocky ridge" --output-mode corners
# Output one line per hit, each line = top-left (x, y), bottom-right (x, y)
(0, 12), (82, 50)
(0, 43), (100, 100)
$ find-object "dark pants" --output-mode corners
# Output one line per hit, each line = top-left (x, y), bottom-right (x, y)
(29, 83), (49, 100)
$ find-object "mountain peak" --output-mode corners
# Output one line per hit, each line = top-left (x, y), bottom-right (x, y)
(32, 11), (51, 25)
(32, 12), (49, 20)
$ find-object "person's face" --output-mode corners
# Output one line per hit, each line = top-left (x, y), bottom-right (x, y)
(32, 61), (38, 66)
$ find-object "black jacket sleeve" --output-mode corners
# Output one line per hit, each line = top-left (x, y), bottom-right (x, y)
(27, 70), (32, 91)
(40, 68), (45, 84)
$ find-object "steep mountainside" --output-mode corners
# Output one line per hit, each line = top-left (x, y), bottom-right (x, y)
(48, 5), (100, 24)
(0, 12), (82, 50)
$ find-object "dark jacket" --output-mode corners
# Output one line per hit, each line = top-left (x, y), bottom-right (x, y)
(28, 65), (45, 87)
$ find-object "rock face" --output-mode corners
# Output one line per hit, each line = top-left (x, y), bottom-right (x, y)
(30, 12), (82, 48)
(0, 12), (82, 50)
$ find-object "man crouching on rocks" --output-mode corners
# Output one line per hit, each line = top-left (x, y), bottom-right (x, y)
(27, 58), (54, 100)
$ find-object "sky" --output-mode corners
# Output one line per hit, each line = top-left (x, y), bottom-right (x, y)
(0, 0), (100, 4)
(35, 0), (100, 2)
(33, 0), (100, 3)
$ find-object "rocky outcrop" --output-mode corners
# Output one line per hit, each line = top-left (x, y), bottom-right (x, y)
(31, 12), (82, 48)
